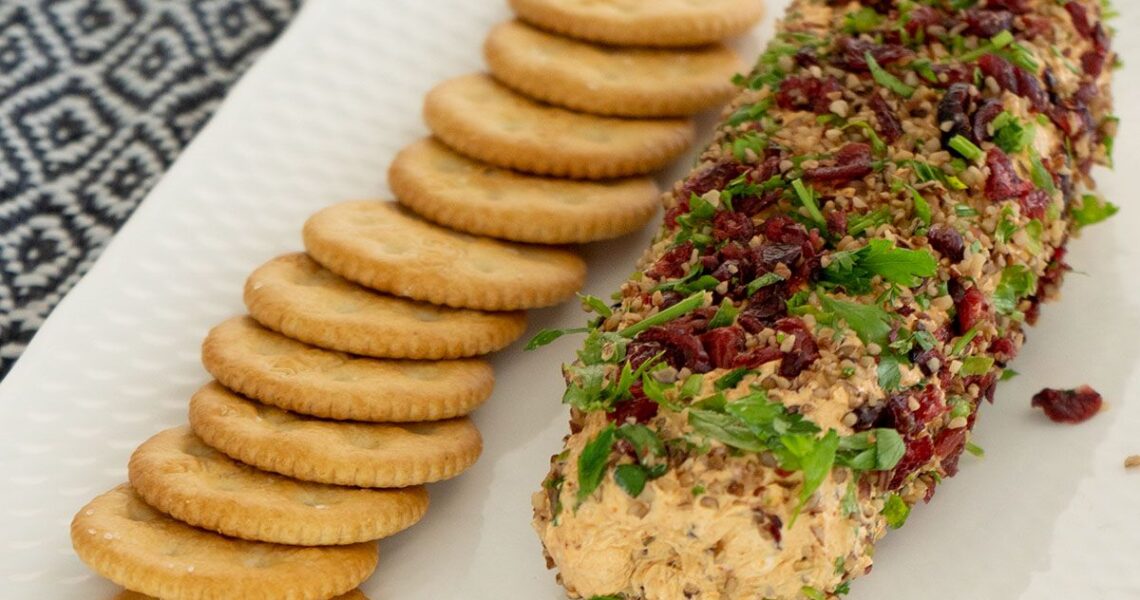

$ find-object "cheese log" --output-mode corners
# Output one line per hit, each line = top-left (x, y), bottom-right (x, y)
(533, 1), (1116, 598)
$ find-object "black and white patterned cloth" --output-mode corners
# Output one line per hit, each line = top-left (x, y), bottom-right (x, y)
(0, 0), (300, 378)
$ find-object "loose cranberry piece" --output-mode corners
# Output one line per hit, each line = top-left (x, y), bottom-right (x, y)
(927, 225), (965, 263)
(775, 318), (819, 378)
(985, 148), (1032, 201)
(964, 9), (1013, 37)
(607, 382), (659, 424)
(938, 83), (975, 145)
(972, 99), (1005, 142)
(1019, 189), (1051, 219)
(1031, 385), (1103, 424)
(1063, 1), (1094, 39)
(869, 93), (903, 143)
(831, 38), (912, 72)
(804, 143), (873, 184)
(889, 436), (935, 489)
(701, 327), (745, 369)
(712, 211), (756, 243)
(955, 285), (989, 334)
(646, 242), (694, 280)
(934, 427), (968, 477)
(776, 75), (843, 114)
(630, 326), (711, 373)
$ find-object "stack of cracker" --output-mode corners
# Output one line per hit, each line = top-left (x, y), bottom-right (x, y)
(69, 1), (762, 598)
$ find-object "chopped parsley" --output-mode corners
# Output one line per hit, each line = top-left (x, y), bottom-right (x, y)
(577, 425), (617, 505)
(1071, 194), (1120, 230)
(991, 112), (1035, 154)
(822, 239), (938, 295)
(882, 493), (911, 529)
(619, 292), (707, 337)
(791, 178), (828, 231)
(948, 135), (984, 161)
(994, 265), (1038, 317)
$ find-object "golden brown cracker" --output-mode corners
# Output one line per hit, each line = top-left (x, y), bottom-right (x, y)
(390, 138), (659, 244)
(244, 253), (526, 358)
(485, 20), (742, 117)
(129, 427), (430, 546)
(188, 382), (483, 488)
(423, 74), (694, 179)
(72, 484), (377, 600)
(202, 316), (493, 422)
(303, 201), (587, 310)
(509, 0), (764, 47)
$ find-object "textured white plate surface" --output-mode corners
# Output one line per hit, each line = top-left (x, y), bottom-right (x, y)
(1, 1), (1138, 598)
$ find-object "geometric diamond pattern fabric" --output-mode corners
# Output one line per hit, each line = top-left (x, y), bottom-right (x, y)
(0, 0), (300, 377)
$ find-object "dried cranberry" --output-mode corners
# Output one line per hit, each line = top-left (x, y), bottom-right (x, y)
(775, 318), (819, 378)
(913, 384), (947, 425)
(869, 93), (903, 143)
(735, 190), (781, 217)
(889, 436), (935, 489)
(876, 394), (920, 437)
(930, 64), (974, 88)
(679, 160), (750, 201)
(753, 509), (783, 545)
(964, 9), (1013, 37)
(1064, 1), (1094, 39)
(978, 53), (1019, 93)
(712, 211), (756, 243)
(764, 215), (810, 246)
(985, 148), (1032, 201)
(927, 225), (965, 263)
(630, 326), (711, 373)
(1019, 15), (1053, 41)
(1032, 386), (1103, 424)
(905, 6), (943, 36)
(938, 83), (976, 146)
(701, 327), (745, 369)
(955, 286), (989, 334)
(663, 204), (687, 228)
(831, 38), (912, 72)
(804, 143), (873, 184)
(1015, 68), (1049, 111)
(934, 427), (968, 477)
(1019, 189), (1051, 219)
(733, 345), (783, 369)
(972, 99), (1005, 142)
(985, 0), (1030, 14)
(738, 286), (788, 333)
(776, 75), (843, 114)
(794, 46), (819, 67)
(989, 335), (1019, 364)
(646, 242), (694, 280)
(825, 210), (848, 238)
(1082, 48), (1108, 79)
(851, 403), (883, 432)
(911, 346), (946, 377)
(755, 243), (802, 269)
(607, 382), (659, 424)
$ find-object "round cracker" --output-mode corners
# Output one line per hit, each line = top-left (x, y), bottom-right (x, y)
(390, 138), (659, 244)
(244, 253), (527, 359)
(129, 427), (430, 546)
(114, 591), (368, 600)
(485, 20), (742, 117)
(508, 0), (764, 47)
(303, 201), (587, 311)
(188, 382), (483, 488)
(71, 484), (378, 600)
(202, 316), (493, 422)
(423, 74), (694, 179)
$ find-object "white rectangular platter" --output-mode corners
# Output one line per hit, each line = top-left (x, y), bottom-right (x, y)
(1, 1), (1138, 598)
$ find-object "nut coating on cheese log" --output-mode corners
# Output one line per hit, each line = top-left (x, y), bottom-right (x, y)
(532, 1), (1117, 599)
